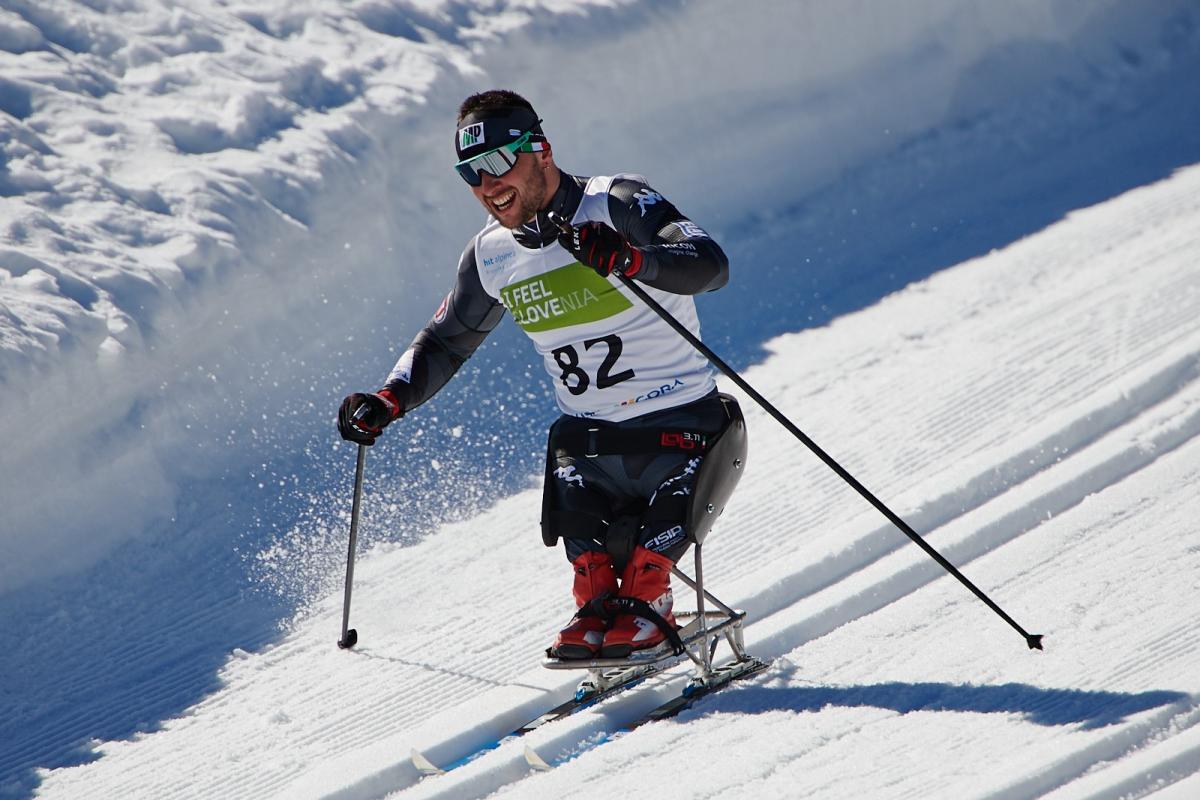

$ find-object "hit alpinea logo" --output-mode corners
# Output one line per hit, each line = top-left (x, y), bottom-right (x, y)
(459, 123), (484, 150)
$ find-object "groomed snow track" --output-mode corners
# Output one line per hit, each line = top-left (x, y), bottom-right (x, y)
(36, 152), (1200, 800)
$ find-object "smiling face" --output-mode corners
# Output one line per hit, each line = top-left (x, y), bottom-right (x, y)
(470, 147), (559, 230)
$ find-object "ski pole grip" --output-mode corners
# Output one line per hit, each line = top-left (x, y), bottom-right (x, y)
(547, 211), (573, 235)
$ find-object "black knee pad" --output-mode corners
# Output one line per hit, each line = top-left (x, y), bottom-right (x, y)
(685, 395), (747, 546)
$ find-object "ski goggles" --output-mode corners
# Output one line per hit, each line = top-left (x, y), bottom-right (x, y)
(454, 128), (544, 187)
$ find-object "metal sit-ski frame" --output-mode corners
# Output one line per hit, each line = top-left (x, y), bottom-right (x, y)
(541, 542), (760, 696)
(542, 394), (764, 696)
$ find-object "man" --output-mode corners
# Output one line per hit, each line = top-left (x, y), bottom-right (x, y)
(338, 89), (740, 659)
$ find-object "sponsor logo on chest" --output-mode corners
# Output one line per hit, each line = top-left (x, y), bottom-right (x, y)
(619, 378), (686, 407)
(498, 262), (633, 332)
(482, 250), (516, 272)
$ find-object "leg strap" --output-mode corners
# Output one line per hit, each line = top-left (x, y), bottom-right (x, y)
(576, 595), (685, 655)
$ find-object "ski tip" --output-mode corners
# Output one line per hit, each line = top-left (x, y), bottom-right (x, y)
(411, 748), (445, 776)
(524, 745), (553, 772)
(1027, 634), (1045, 651)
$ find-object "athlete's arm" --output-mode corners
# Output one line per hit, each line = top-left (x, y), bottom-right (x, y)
(606, 178), (729, 295)
(380, 241), (505, 414)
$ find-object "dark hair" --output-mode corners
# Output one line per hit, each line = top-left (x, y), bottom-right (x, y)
(457, 90), (537, 124)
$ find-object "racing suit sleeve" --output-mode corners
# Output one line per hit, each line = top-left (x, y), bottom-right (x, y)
(379, 240), (505, 414)
(606, 178), (729, 295)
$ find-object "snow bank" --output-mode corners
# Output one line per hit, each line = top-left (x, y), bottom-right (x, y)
(3, 0), (1193, 594)
(2, 0), (611, 588)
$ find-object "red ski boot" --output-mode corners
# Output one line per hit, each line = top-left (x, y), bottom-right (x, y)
(548, 551), (618, 659)
(600, 547), (677, 658)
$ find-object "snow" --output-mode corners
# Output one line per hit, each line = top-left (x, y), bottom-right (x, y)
(2, 0), (1200, 798)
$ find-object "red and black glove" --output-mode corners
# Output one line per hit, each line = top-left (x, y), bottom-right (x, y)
(554, 217), (644, 279)
(337, 389), (401, 446)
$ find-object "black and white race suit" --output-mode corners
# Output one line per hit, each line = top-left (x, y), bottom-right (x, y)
(381, 170), (735, 560)
(380, 170), (729, 421)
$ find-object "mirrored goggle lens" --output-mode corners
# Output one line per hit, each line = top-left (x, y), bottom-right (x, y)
(455, 144), (519, 186)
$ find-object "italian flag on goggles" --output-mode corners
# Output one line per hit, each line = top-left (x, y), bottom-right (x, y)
(455, 129), (545, 186)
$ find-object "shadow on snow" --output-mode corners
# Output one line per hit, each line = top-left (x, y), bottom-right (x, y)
(701, 682), (1193, 730)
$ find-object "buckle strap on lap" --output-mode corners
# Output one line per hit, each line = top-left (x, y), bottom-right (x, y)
(570, 426), (708, 458)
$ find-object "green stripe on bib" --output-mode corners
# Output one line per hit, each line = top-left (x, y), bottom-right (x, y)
(500, 262), (633, 332)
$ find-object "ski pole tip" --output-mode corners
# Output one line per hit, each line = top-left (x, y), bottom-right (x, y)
(338, 628), (358, 649)
(1027, 634), (1044, 651)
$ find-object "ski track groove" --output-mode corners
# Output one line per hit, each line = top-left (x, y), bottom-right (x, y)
(1048, 709), (1200, 800)
(687, 711), (902, 800)
(984, 702), (1200, 800)
(730, 344), (1200, 636)
(158, 610), (541, 794)
(1105, 623), (1200, 689)
(737, 289), (1192, 565)
(1, 592), (258, 781)
(65, 665), (500, 800)
(113, 674), (478, 800)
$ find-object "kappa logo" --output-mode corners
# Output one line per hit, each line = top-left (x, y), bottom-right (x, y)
(458, 123), (485, 150)
(633, 188), (664, 217)
(554, 465), (585, 488)
(651, 456), (702, 501)
(387, 349), (415, 385)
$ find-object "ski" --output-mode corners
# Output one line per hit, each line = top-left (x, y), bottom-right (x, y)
(514, 660), (669, 734)
(413, 572), (764, 774)
(521, 656), (772, 770)
(626, 655), (771, 729)
(410, 660), (669, 775)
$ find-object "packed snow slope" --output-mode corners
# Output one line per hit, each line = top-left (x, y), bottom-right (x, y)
(2, 0), (1200, 797)
(37, 137), (1200, 800)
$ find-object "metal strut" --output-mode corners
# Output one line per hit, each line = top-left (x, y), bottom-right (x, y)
(693, 544), (711, 675)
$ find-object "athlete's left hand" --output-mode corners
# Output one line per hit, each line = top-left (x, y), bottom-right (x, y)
(553, 217), (644, 279)
(337, 390), (401, 445)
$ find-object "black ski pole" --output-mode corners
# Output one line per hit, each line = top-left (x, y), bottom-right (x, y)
(337, 441), (367, 649)
(611, 268), (1043, 651)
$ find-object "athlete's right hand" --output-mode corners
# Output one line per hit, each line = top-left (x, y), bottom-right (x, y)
(337, 390), (401, 445)
(549, 213), (644, 279)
